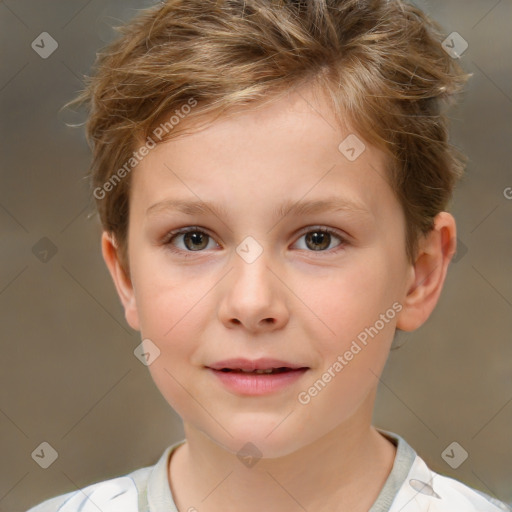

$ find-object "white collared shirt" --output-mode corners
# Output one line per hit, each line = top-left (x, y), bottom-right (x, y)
(26, 430), (511, 512)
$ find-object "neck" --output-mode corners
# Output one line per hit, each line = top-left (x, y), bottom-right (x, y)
(168, 392), (396, 512)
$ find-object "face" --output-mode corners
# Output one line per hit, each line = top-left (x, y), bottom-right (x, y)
(110, 85), (415, 458)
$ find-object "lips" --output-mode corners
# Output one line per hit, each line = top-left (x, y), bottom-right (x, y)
(207, 358), (309, 395)
(207, 357), (309, 374)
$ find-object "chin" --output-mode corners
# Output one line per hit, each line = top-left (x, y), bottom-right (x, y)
(205, 417), (311, 460)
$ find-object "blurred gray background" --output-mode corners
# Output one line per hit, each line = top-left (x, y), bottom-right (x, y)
(1, 1), (511, 510)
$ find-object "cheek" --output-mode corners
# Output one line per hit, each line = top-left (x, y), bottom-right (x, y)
(304, 259), (394, 339)
(301, 256), (399, 400)
(297, 268), (397, 425)
(131, 247), (201, 335)
(135, 281), (203, 353)
(130, 266), (206, 407)
(135, 277), (207, 413)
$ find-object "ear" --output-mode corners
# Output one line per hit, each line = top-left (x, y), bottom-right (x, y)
(101, 231), (140, 331)
(396, 212), (457, 332)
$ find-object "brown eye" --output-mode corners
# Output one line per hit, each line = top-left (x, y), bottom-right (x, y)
(305, 230), (331, 251)
(163, 225), (347, 258)
(164, 227), (217, 253)
(295, 227), (345, 253)
(182, 231), (209, 251)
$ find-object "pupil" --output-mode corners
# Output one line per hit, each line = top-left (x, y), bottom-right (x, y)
(185, 232), (208, 251)
(306, 231), (329, 251)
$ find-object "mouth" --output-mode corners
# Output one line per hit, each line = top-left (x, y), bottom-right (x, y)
(206, 358), (309, 373)
(206, 358), (309, 395)
(214, 367), (306, 375)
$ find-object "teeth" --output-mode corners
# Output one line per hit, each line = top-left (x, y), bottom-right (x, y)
(237, 368), (275, 374)
(217, 367), (296, 374)
(241, 368), (274, 374)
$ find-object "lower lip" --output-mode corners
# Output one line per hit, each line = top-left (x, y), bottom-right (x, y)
(208, 368), (309, 396)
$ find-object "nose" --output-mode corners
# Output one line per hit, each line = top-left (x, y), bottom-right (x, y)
(217, 242), (289, 333)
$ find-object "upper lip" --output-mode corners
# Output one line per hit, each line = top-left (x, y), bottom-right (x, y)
(207, 358), (308, 371)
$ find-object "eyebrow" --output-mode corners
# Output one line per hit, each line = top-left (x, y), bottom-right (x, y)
(146, 195), (371, 221)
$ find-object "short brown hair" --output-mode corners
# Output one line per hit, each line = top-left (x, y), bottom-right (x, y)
(67, 0), (471, 275)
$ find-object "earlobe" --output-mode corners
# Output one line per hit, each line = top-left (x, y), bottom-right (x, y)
(396, 212), (457, 332)
(101, 232), (140, 331)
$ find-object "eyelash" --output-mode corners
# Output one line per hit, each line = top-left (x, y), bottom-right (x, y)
(161, 226), (348, 257)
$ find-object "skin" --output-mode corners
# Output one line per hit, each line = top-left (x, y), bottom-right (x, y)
(102, 83), (457, 512)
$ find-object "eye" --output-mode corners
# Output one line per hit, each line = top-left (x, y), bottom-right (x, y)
(162, 225), (347, 256)
(163, 227), (218, 254)
(294, 226), (346, 253)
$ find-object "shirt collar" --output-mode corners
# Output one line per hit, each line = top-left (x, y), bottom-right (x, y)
(145, 429), (417, 512)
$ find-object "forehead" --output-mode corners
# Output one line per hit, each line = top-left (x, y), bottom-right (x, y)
(130, 85), (397, 223)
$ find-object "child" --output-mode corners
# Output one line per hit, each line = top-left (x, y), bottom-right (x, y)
(28, 0), (510, 511)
